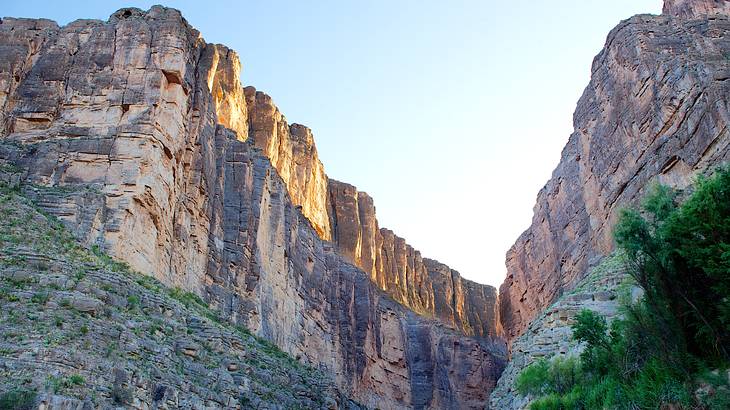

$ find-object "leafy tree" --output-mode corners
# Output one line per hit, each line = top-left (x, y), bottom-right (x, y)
(571, 309), (608, 349)
(515, 167), (730, 409)
(615, 168), (730, 361)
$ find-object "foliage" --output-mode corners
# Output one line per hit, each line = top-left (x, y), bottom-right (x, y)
(515, 167), (730, 409)
(516, 359), (551, 396)
(517, 356), (582, 398)
(46, 374), (84, 393)
(0, 389), (36, 410)
(614, 170), (730, 361)
(571, 310), (608, 349)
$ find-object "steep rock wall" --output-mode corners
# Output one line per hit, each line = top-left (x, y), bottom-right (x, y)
(236, 74), (502, 342)
(0, 6), (506, 408)
(328, 179), (501, 340)
(244, 86), (332, 240)
(498, 1), (730, 343)
(490, 256), (631, 409)
(663, 0), (730, 19)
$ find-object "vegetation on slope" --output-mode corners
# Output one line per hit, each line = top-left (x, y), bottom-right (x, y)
(0, 184), (346, 409)
(515, 167), (730, 409)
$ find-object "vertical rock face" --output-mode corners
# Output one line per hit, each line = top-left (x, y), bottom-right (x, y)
(663, 0), (730, 19)
(244, 86), (332, 240)
(0, 6), (506, 408)
(498, 1), (730, 343)
(327, 179), (502, 341)
(206, 44), (248, 140)
(490, 256), (631, 409)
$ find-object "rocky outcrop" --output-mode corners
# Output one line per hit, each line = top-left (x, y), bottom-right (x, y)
(328, 179), (501, 341)
(489, 255), (632, 409)
(498, 0), (730, 343)
(0, 6), (506, 408)
(663, 0), (730, 19)
(244, 86), (332, 240)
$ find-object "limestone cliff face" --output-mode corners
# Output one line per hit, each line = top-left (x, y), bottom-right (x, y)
(0, 6), (506, 408)
(244, 86), (332, 240)
(327, 179), (501, 341)
(663, 0), (730, 19)
(498, 0), (730, 343)
(239, 93), (502, 342)
(207, 45), (248, 141)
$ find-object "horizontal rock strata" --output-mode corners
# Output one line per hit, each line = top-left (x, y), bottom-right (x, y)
(498, 1), (730, 343)
(489, 256), (631, 409)
(327, 179), (501, 341)
(0, 6), (506, 408)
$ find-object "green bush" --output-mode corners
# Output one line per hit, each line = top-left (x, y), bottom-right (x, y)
(515, 167), (730, 409)
(126, 295), (140, 310)
(0, 389), (36, 410)
(517, 356), (581, 398)
(615, 169), (730, 361)
(516, 359), (550, 396)
(571, 310), (607, 349)
(68, 374), (85, 386)
(530, 393), (561, 410)
(30, 292), (49, 305)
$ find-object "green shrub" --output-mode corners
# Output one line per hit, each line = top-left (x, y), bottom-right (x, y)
(515, 167), (730, 409)
(571, 310), (607, 349)
(517, 356), (582, 399)
(46, 374), (85, 393)
(68, 374), (85, 386)
(126, 295), (140, 310)
(517, 359), (550, 396)
(548, 356), (582, 395)
(615, 169), (730, 361)
(0, 389), (36, 410)
(529, 393), (561, 410)
(30, 292), (49, 305)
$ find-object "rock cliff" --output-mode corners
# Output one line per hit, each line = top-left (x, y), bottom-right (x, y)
(238, 85), (501, 341)
(244, 86), (332, 240)
(0, 6), (506, 408)
(489, 255), (633, 409)
(663, 0), (730, 19)
(497, 0), (730, 343)
(327, 179), (501, 340)
(0, 189), (357, 409)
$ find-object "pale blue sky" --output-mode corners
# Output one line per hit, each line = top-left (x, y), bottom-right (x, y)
(5, 1), (663, 287)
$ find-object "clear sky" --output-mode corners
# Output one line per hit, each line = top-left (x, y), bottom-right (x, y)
(5, 1), (663, 288)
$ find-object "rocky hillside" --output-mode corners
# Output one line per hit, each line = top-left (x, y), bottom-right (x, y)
(0, 186), (358, 409)
(489, 254), (634, 408)
(0, 6), (505, 408)
(497, 0), (730, 344)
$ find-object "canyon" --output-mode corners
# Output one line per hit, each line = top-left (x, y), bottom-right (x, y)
(497, 0), (730, 344)
(0, 6), (504, 409)
(0, 0), (728, 408)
